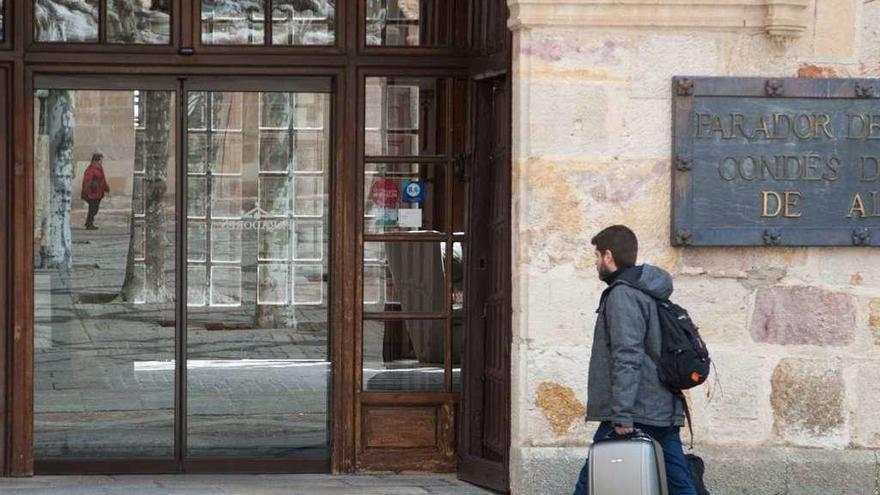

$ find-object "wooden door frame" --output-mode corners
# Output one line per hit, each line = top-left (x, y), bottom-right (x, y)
(0, 0), (510, 478)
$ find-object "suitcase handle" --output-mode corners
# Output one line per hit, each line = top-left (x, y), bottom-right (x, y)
(599, 427), (653, 443)
(607, 427), (650, 439)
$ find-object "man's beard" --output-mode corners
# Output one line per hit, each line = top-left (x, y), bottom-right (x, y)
(597, 263), (614, 282)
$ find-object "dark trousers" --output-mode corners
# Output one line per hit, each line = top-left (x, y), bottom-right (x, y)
(573, 421), (698, 495)
(85, 199), (101, 227)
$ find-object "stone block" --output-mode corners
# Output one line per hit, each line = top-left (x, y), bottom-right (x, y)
(770, 358), (847, 448)
(698, 445), (788, 495)
(793, 249), (880, 289)
(511, 446), (587, 495)
(632, 33), (720, 98)
(687, 351), (773, 446)
(813, 0), (858, 59)
(520, 30), (631, 81)
(525, 81), (627, 160)
(784, 448), (876, 495)
(673, 276), (751, 345)
(526, 346), (592, 446)
(848, 361), (880, 448)
(750, 286), (857, 347)
(871, 298), (880, 346)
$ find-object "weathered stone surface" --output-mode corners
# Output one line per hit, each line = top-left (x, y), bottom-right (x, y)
(513, 445), (876, 495)
(813, 0), (858, 59)
(534, 382), (586, 437)
(526, 346), (592, 446)
(799, 249), (880, 289)
(674, 277), (751, 345)
(870, 298), (880, 346)
(632, 33), (720, 97)
(770, 359), (847, 448)
(750, 286), (857, 346)
(849, 362), (880, 448)
(785, 448), (877, 495)
(686, 351), (774, 446)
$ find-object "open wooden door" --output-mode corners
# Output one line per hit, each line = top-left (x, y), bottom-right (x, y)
(458, 72), (512, 493)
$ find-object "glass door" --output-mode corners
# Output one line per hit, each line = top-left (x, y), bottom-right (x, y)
(183, 81), (333, 463)
(32, 76), (335, 472)
(33, 83), (179, 462)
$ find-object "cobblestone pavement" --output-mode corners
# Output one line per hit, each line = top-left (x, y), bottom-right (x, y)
(0, 474), (494, 495)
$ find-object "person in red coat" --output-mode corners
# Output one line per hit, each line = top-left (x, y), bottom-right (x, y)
(81, 153), (110, 230)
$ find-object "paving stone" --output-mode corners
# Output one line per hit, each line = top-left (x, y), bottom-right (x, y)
(0, 476), (490, 495)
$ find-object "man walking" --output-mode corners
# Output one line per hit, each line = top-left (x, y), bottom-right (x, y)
(81, 153), (110, 230)
(573, 225), (697, 495)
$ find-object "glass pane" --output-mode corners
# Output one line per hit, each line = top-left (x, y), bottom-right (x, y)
(35, 0), (99, 42)
(365, 78), (441, 156)
(366, 0), (448, 46)
(260, 176), (290, 216)
(108, 0), (171, 44)
(33, 89), (176, 459)
(363, 242), (447, 313)
(364, 162), (445, 234)
(186, 90), (331, 459)
(272, 0), (335, 45)
(451, 242), (463, 391)
(362, 320), (445, 391)
(201, 0), (265, 45)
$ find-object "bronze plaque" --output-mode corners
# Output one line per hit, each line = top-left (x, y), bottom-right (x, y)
(672, 77), (880, 246)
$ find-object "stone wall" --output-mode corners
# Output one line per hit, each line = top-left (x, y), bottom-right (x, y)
(508, 1), (880, 493)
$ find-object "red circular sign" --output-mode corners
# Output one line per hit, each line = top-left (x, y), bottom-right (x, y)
(370, 179), (400, 207)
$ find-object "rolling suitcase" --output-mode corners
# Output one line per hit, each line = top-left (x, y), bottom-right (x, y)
(588, 430), (668, 495)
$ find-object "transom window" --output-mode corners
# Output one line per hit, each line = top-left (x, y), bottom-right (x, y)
(35, 0), (171, 43)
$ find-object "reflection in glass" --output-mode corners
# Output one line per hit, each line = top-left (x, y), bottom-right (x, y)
(363, 242), (446, 313)
(451, 242), (463, 391)
(365, 77), (441, 156)
(201, 0), (265, 45)
(35, 0), (99, 42)
(33, 89), (176, 458)
(364, 163), (445, 234)
(366, 0), (446, 46)
(186, 90), (331, 458)
(272, 0), (335, 45)
(363, 320), (445, 391)
(108, 0), (171, 44)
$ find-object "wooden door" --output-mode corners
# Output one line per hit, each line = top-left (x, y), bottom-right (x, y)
(458, 74), (511, 493)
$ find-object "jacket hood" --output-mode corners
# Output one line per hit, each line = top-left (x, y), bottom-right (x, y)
(616, 264), (673, 300)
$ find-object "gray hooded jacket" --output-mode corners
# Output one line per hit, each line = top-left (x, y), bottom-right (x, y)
(586, 264), (685, 428)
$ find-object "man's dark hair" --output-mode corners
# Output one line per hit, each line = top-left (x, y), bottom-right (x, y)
(91, 153), (104, 162)
(591, 225), (638, 268)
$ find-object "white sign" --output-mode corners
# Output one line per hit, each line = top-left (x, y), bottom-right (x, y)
(398, 208), (423, 228)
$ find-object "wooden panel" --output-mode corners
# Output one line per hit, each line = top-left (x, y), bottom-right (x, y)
(0, 66), (7, 477)
(364, 407), (437, 449)
(458, 3), (513, 486)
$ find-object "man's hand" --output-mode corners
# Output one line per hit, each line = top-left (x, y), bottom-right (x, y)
(613, 426), (634, 435)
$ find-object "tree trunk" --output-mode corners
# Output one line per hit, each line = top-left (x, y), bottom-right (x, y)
(122, 91), (172, 302)
(108, 0), (139, 43)
(44, 89), (75, 270)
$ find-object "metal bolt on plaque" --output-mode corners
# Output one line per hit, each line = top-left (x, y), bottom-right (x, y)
(852, 228), (871, 246)
(765, 79), (784, 97)
(763, 229), (782, 246)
